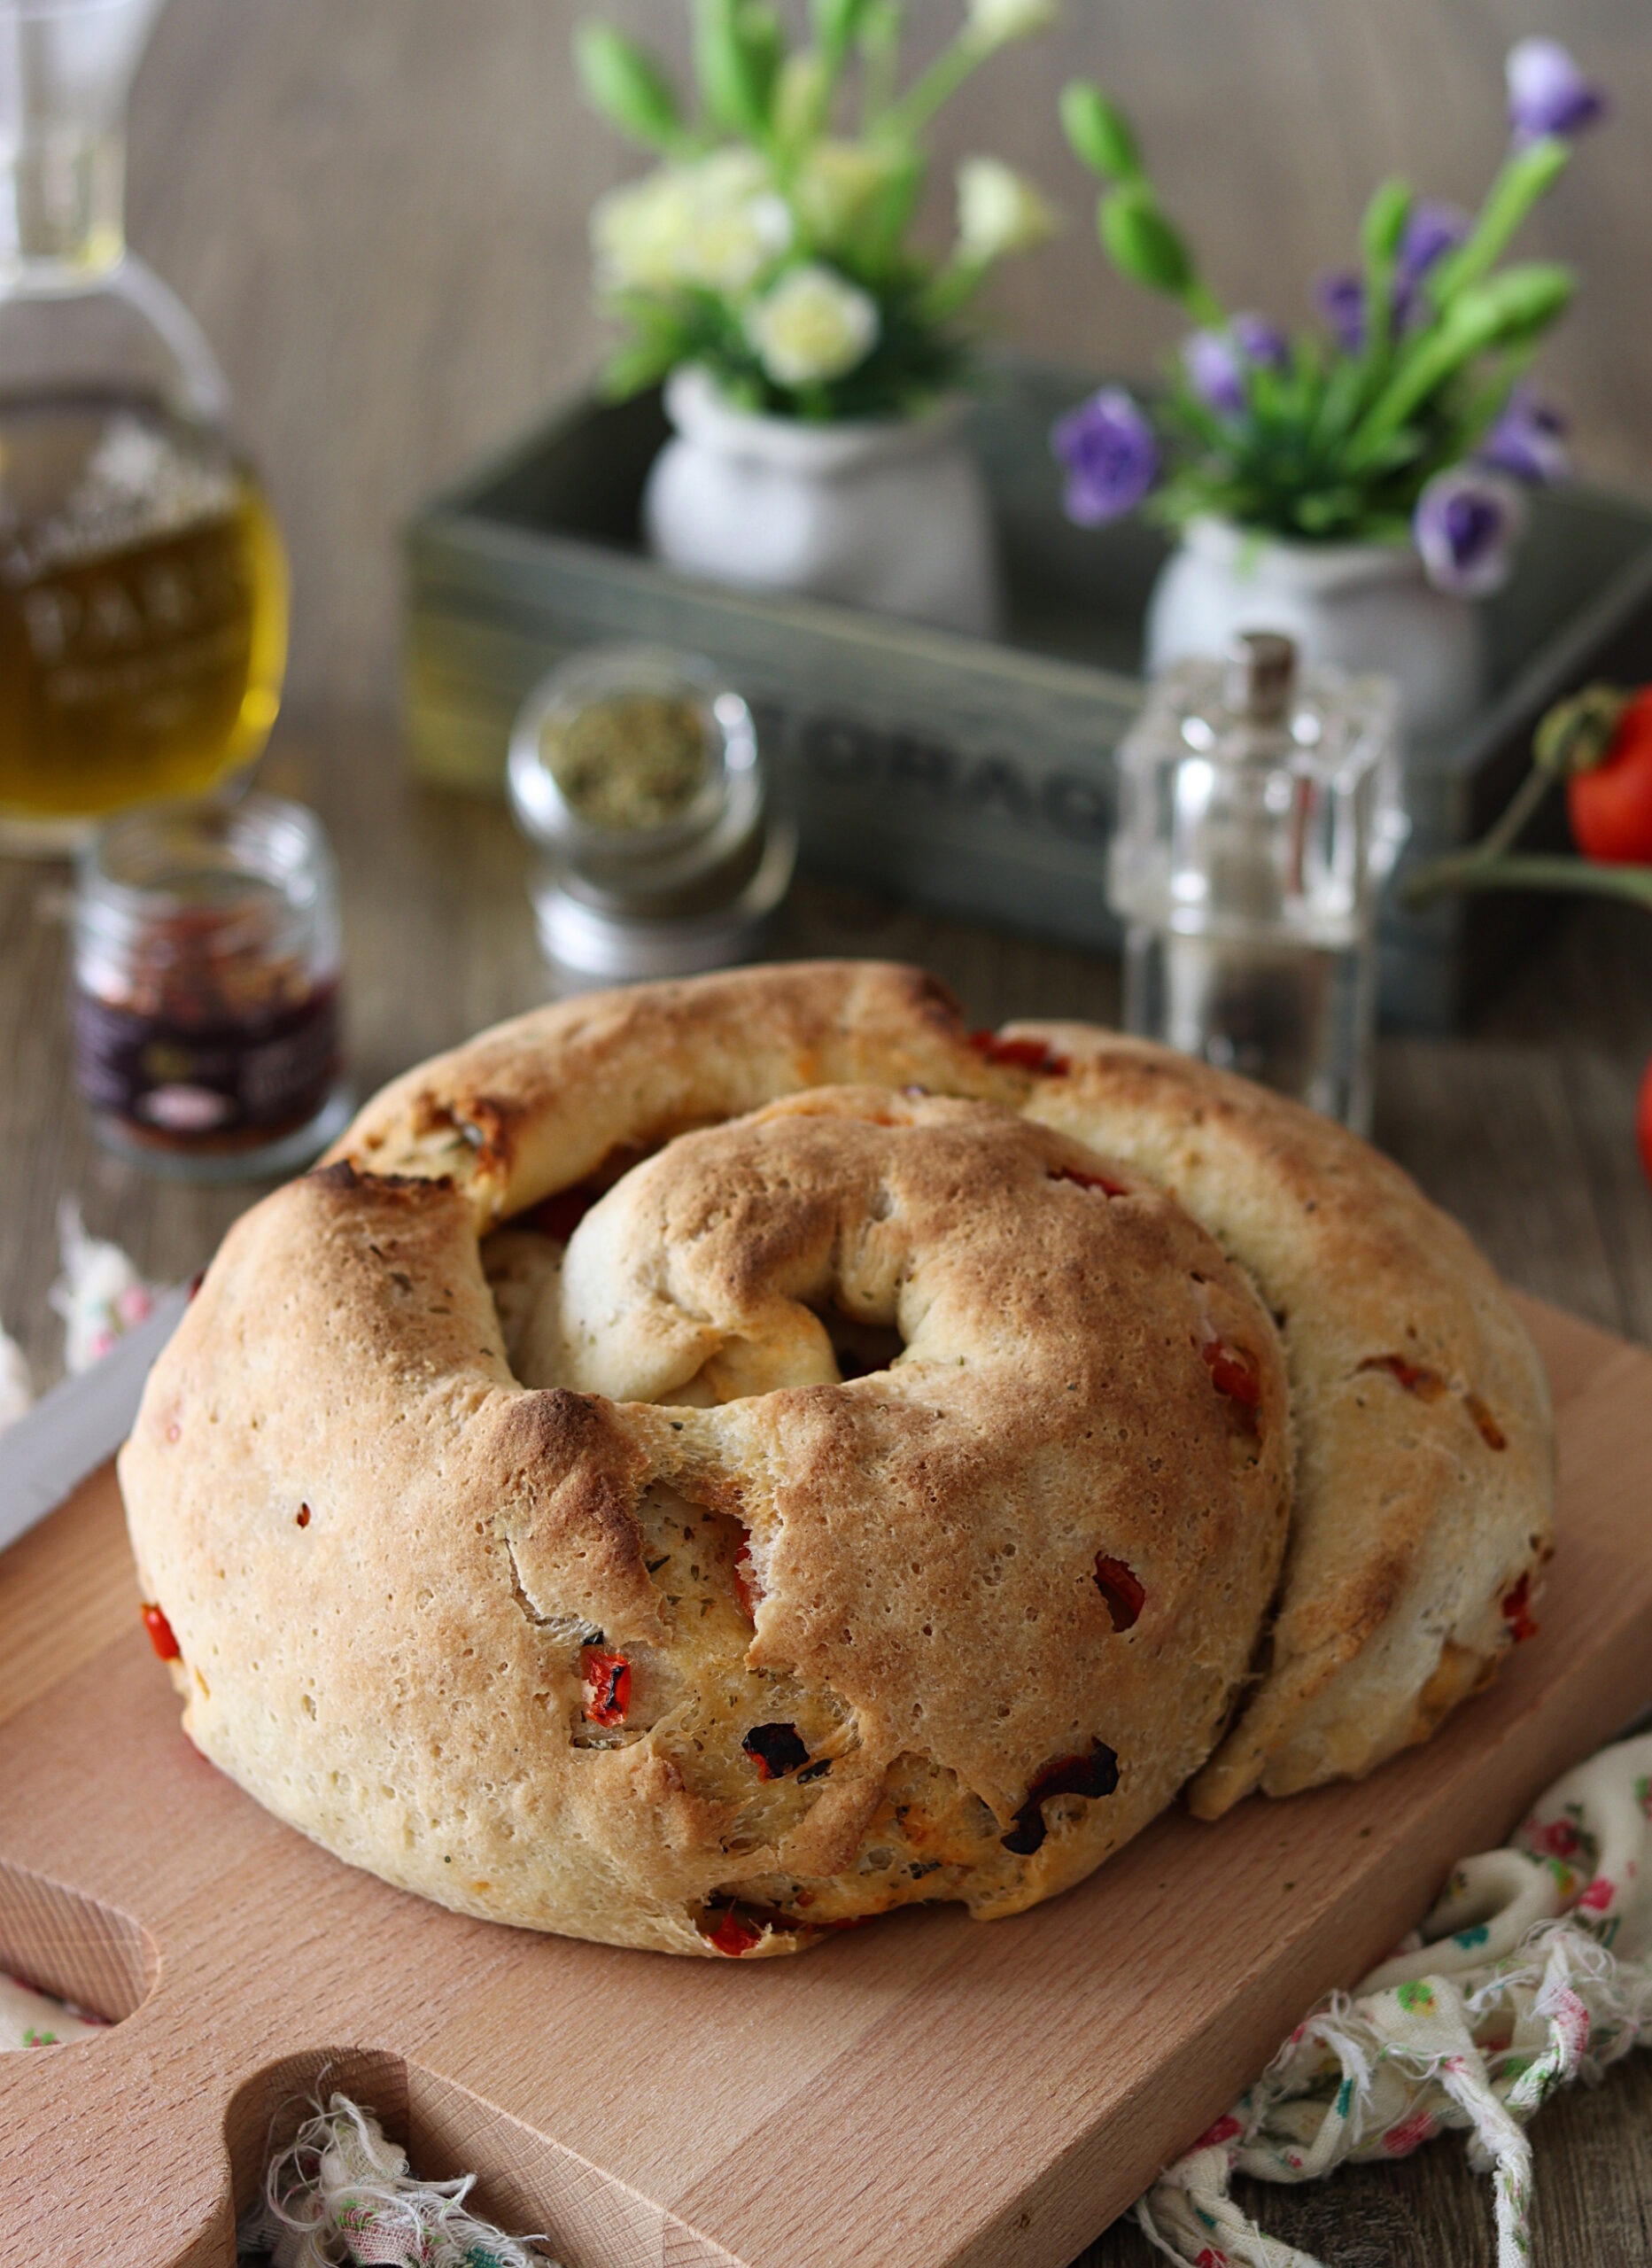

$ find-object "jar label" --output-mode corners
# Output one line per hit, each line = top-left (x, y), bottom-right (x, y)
(73, 979), (340, 1144)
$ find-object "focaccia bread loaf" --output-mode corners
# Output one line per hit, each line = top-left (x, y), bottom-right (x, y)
(120, 962), (1553, 1955)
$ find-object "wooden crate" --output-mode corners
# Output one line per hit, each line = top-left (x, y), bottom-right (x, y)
(404, 363), (1652, 1031)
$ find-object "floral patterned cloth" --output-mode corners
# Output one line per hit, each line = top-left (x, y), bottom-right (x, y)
(1136, 1730), (1652, 2268)
(0, 1970), (106, 2051)
(236, 2095), (560, 2268)
(0, 1202), (159, 1441)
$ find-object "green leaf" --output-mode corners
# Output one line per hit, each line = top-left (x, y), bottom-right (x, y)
(1098, 184), (1194, 299)
(693, 0), (782, 139)
(1060, 82), (1141, 181)
(774, 50), (832, 144)
(859, 145), (926, 275)
(1472, 260), (1577, 342)
(1355, 174), (1411, 369)
(601, 335), (682, 400)
(739, 4), (787, 111)
(573, 23), (684, 152)
(811, 0), (872, 57)
(1360, 175), (1412, 267)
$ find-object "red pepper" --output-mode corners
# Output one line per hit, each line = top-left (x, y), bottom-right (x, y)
(969, 1030), (1071, 1077)
(141, 1603), (181, 1661)
(1463, 1393), (1507, 1452)
(732, 1538), (765, 1621)
(1094, 1554), (1145, 1631)
(1358, 1352), (1447, 1402)
(580, 1647), (631, 1728)
(1202, 1337), (1261, 1409)
(1051, 1165), (1128, 1198)
(1501, 1573), (1540, 1644)
(703, 1907), (765, 1956)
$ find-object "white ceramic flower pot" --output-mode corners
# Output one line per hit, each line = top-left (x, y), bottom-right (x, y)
(643, 366), (1003, 639)
(1145, 517), (1485, 742)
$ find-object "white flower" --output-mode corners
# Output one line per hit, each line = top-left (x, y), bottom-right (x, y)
(966, 0), (1061, 48)
(746, 263), (880, 386)
(955, 158), (1058, 264)
(592, 167), (695, 293)
(676, 150), (793, 292)
(591, 149), (791, 297)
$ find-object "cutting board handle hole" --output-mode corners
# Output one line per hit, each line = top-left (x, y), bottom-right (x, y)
(226, 2053), (601, 2265)
(0, 1857), (157, 2030)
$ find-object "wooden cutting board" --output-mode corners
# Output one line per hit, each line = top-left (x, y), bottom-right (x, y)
(2, 1295), (1650, 2268)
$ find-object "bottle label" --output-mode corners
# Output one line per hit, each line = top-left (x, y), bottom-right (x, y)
(73, 980), (340, 1144)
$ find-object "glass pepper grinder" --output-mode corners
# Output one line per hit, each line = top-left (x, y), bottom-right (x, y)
(1107, 632), (1404, 1135)
(0, 0), (289, 855)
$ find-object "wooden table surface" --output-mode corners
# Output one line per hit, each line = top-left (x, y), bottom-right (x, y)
(2, 717), (1650, 2266)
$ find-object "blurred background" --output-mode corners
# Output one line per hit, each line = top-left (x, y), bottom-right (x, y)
(126, 0), (1651, 717)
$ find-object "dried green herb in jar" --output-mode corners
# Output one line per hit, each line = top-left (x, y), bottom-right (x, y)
(545, 693), (710, 831)
(508, 643), (795, 987)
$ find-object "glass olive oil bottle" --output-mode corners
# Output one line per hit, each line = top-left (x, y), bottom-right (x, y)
(0, 0), (288, 853)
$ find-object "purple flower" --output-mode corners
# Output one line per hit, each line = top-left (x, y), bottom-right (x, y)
(1181, 314), (1287, 417)
(1398, 200), (1470, 292)
(1318, 202), (1471, 354)
(1506, 38), (1607, 144)
(1479, 386), (1569, 485)
(1231, 312), (1289, 369)
(1051, 387), (1159, 524)
(1183, 330), (1246, 416)
(1414, 465), (1528, 596)
(1316, 270), (1366, 353)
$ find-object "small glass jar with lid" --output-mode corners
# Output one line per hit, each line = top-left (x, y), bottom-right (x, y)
(508, 642), (795, 988)
(1107, 632), (1404, 1134)
(71, 793), (349, 1177)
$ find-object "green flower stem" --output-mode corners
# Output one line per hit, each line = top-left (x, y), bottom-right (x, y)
(1481, 760), (1557, 860)
(858, 2), (903, 123)
(918, 255), (987, 322)
(1403, 852), (1652, 913)
(1427, 136), (1571, 309)
(1452, 342), (1536, 459)
(885, 29), (987, 134)
(1343, 268), (1571, 470)
(1340, 327), (1473, 465)
(1359, 175), (1412, 371)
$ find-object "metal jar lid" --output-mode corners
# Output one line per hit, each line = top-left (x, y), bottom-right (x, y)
(507, 642), (794, 986)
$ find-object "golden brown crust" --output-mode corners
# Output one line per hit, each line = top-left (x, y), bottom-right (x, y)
(1007, 1024), (1554, 1812)
(334, 961), (1004, 1225)
(120, 962), (1554, 1955)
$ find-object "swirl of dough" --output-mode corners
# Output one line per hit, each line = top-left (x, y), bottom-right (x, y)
(120, 963), (1551, 1955)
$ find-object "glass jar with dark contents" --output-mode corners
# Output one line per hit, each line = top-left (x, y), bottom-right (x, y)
(71, 794), (349, 1177)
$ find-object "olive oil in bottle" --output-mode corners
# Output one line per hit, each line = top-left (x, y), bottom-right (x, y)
(0, 0), (290, 853)
(0, 397), (287, 846)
